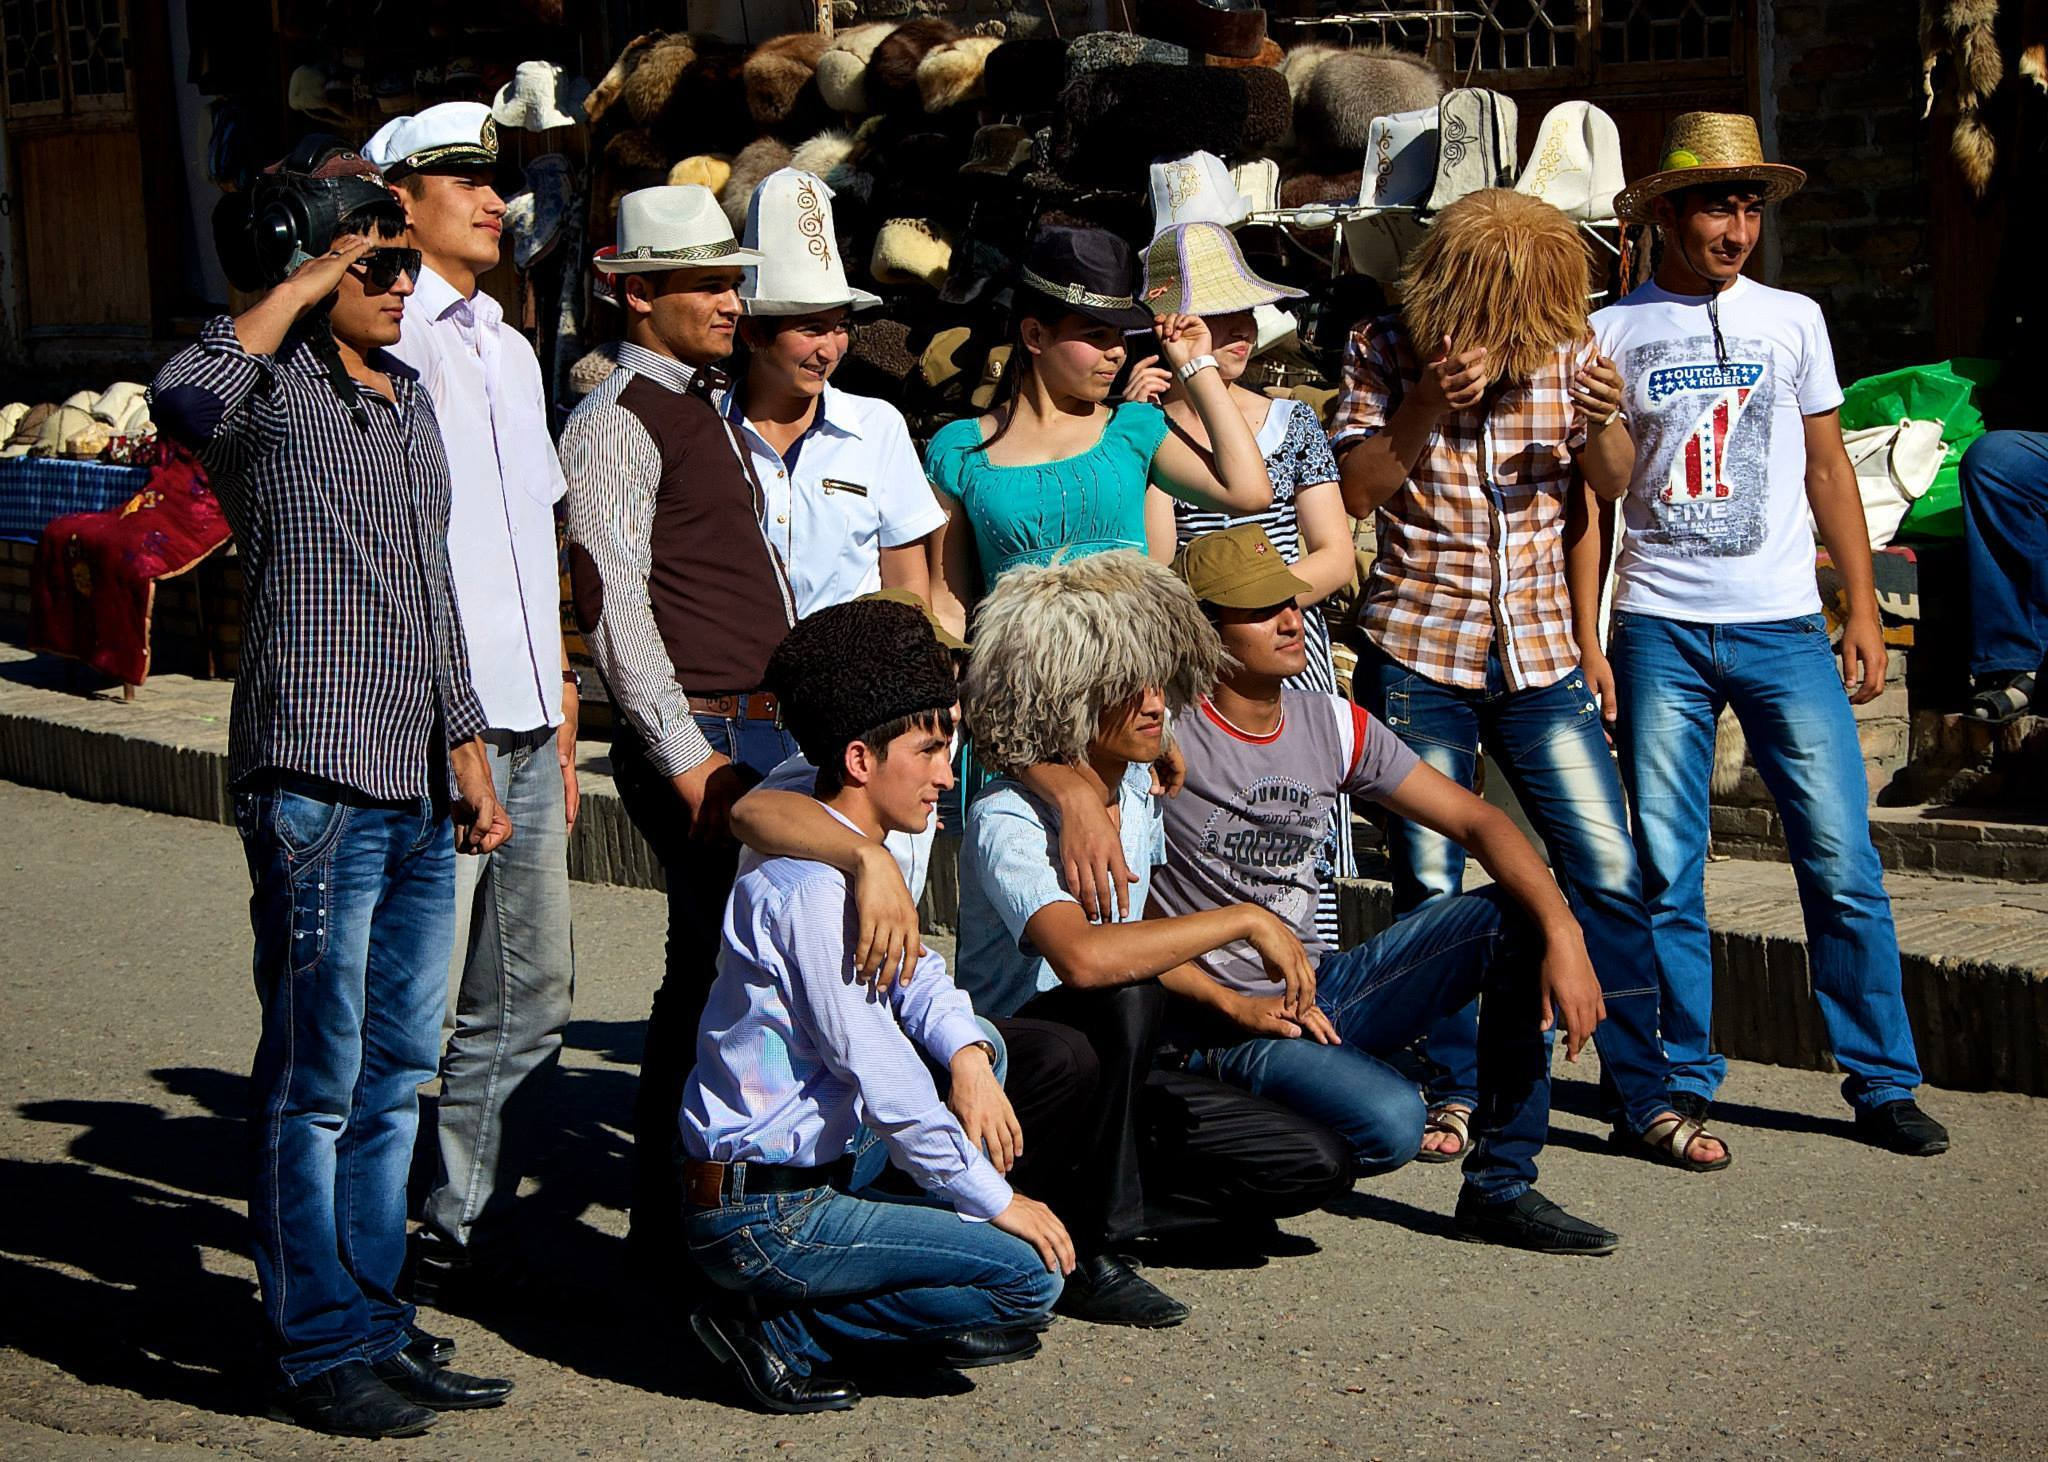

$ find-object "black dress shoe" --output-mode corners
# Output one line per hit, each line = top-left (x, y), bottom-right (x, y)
(268, 1360), (436, 1438)
(1452, 1187), (1619, 1256)
(406, 1322), (455, 1364)
(1855, 1099), (1950, 1156)
(372, 1344), (514, 1410)
(405, 1230), (470, 1310)
(933, 1327), (1042, 1369)
(689, 1310), (860, 1415)
(1054, 1254), (1189, 1328)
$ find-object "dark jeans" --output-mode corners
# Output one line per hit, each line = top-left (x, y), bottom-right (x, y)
(1016, 982), (1352, 1244)
(1355, 645), (1676, 1134)
(1959, 430), (2048, 678)
(234, 774), (453, 1385)
(612, 708), (797, 1251)
(1185, 887), (1550, 1202)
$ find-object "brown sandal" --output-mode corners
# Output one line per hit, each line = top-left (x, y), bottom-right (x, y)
(1416, 1103), (1472, 1164)
(1621, 1112), (1733, 1173)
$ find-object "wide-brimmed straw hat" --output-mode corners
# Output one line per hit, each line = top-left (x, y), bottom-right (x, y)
(1612, 111), (1805, 224)
(1141, 221), (1305, 318)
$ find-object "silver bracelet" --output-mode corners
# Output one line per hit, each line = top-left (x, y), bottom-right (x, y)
(1175, 353), (1218, 384)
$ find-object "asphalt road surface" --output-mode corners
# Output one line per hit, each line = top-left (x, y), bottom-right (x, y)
(2, 782), (2044, 1461)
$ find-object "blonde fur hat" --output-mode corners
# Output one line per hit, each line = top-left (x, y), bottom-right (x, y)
(870, 217), (955, 288)
(1399, 189), (1590, 384)
(791, 128), (858, 179)
(668, 154), (732, 195)
(817, 22), (898, 112)
(918, 35), (1003, 112)
(963, 551), (1227, 777)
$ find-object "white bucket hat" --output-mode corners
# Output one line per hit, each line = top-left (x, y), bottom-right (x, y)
(492, 61), (591, 132)
(1515, 101), (1625, 223)
(1150, 151), (1251, 234)
(596, 185), (765, 275)
(741, 167), (881, 314)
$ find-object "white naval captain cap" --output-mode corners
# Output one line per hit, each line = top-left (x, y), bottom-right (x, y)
(363, 101), (499, 179)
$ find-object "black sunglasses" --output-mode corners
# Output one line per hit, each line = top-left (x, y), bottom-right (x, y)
(353, 246), (421, 291)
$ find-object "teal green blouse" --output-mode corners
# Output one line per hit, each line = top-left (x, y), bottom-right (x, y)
(924, 403), (1170, 589)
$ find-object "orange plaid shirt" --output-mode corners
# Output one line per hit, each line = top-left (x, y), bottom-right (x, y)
(1330, 315), (1594, 692)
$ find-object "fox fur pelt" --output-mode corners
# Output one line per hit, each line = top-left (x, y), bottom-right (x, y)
(1922, 0), (2003, 196)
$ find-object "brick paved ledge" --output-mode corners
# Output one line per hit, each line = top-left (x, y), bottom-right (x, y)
(4, 647), (2044, 1096)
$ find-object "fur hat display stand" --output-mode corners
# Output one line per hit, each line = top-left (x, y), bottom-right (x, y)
(572, 20), (1463, 415)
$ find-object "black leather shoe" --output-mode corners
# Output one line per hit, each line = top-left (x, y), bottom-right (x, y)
(404, 1230), (469, 1310)
(371, 1345), (513, 1410)
(1452, 1187), (1619, 1256)
(934, 1327), (1042, 1369)
(1856, 1099), (1950, 1156)
(689, 1310), (860, 1415)
(1054, 1254), (1189, 1328)
(405, 1322), (455, 1364)
(267, 1360), (436, 1438)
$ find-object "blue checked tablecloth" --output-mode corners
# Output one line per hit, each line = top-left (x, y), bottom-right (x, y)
(0, 458), (151, 543)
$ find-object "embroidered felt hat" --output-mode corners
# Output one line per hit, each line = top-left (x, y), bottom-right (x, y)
(364, 101), (499, 178)
(1141, 221), (1306, 318)
(1612, 111), (1805, 224)
(741, 168), (882, 315)
(1150, 151), (1251, 233)
(596, 184), (766, 274)
(1173, 523), (1313, 609)
(1017, 225), (1152, 330)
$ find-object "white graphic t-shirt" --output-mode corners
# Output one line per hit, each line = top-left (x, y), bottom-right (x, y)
(1591, 276), (1842, 623)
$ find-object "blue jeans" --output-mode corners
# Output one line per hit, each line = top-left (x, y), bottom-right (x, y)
(685, 1184), (1061, 1375)
(1959, 431), (2048, 678)
(424, 725), (576, 1251)
(234, 774), (454, 1384)
(1608, 611), (1922, 1111)
(1187, 887), (1549, 1202)
(1354, 647), (1676, 1134)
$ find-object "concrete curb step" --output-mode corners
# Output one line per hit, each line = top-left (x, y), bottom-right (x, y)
(1710, 801), (2048, 883)
(2, 650), (2044, 1097)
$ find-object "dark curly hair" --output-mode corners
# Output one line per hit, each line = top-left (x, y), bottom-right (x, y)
(763, 598), (956, 793)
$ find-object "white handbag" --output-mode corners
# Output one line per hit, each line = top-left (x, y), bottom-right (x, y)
(1841, 418), (1945, 548)
(1515, 101), (1625, 222)
(1426, 88), (1519, 213)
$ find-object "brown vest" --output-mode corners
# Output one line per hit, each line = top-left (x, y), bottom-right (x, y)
(619, 370), (793, 694)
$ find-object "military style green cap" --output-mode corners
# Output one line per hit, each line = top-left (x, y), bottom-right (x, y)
(1172, 523), (1313, 609)
(861, 587), (970, 652)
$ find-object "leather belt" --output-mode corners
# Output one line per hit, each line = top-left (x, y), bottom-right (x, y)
(687, 691), (781, 723)
(683, 1155), (853, 1209)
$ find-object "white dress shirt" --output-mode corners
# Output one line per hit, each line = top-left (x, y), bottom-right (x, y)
(389, 265), (567, 734)
(727, 382), (947, 617)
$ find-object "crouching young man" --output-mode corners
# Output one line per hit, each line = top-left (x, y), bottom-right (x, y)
(955, 551), (1354, 1305)
(680, 598), (1070, 1415)
(1150, 525), (1619, 1253)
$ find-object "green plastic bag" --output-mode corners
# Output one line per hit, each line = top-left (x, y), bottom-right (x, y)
(1837, 357), (2001, 541)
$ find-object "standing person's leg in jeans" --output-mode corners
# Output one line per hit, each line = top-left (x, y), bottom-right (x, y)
(615, 708), (796, 1260)
(1355, 645), (1482, 1149)
(1959, 431), (2048, 713)
(238, 778), (456, 1385)
(421, 727), (575, 1283)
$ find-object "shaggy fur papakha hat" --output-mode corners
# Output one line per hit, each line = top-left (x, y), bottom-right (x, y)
(584, 31), (663, 127)
(963, 551), (1227, 777)
(868, 19), (960, 115)
(816, 22), (897, 113)
(743, 31), (831, 131)
(622, 33), (695, 127)
(1138, 0), (1269, 60)
(1399, 189), (1591, 384)
(984, 37), (1069, 114)
(1298, 46), (1444, 160)
(763, 598), (955, 776)
(919, 35), (1003, 112)
(721, 136), (795, 229)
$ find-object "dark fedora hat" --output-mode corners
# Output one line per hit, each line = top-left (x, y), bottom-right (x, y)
(1016, 224), (1152, 330)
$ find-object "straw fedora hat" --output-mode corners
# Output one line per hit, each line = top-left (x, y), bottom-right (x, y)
(740, 168), (882, 315)
(1141, 220), (1305, 318)
(1612, 111), (1805, 224)
(596, 185), (765, 274)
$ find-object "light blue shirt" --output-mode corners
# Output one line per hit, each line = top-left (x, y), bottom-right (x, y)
(679, 807), (1011, 1221)
(955, 763), (1167, 1020)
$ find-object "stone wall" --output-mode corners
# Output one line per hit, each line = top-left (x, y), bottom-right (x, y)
(1763, 0), (1937, 378)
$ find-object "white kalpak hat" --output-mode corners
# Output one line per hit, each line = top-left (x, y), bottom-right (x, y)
(1149, 150), (1251, 234)
(740, 168), (881, 315)
(596, 184), (765, 275)
(1514, 101), (1625, 223)
(364, 101), (499, 177)
(492, 61), (592, 132)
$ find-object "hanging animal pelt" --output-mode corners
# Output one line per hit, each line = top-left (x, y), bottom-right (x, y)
(1922, 0), (2003, 196)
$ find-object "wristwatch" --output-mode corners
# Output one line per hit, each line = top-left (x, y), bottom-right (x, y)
(563, 667), (582, 691)
(1176, 353), (1219, 383)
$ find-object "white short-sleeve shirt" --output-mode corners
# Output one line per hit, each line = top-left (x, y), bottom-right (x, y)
(727, 383), (948, 617)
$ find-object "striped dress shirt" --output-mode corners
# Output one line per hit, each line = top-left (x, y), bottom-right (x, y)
(150, 316), (486, 799)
